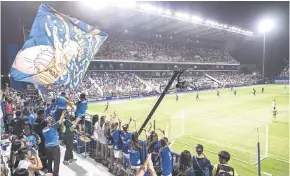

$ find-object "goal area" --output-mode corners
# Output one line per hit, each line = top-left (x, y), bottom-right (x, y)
(165, 109), (269, 165)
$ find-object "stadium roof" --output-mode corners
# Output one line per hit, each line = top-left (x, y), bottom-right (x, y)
(4, 1), (255, 43)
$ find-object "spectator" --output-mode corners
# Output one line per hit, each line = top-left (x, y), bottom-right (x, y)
(75, 93), (88, 134)
(42, 113), (65, 176)
(212, 151), (238, 176)
(33, 109), (48, 172)
(28, 109), (37, 126)
(5, 98), (14, 133)
(173, 150), (195, 176)
(96, 116), (107, 164)
(129, 131), (144, 174)
(192, 144), (211, 176)
(11, 111), (25, 137)
(159, 137), (173, 176)
(13, 147), (43, 175)
(62, 112), (81, 165)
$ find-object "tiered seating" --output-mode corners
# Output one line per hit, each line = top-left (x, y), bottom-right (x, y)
(88, 72), (147, 96)
(206, 72), (256, 85)
(95, 39), (239, 64)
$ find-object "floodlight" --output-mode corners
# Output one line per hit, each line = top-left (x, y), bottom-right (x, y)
(259, 19), (273, 33)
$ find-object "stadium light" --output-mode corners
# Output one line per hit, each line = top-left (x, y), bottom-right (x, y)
(258, 19), (274, 33)
(259, 19), (274, 80)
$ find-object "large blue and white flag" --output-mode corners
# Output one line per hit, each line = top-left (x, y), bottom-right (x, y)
(10, 4), (108, 90)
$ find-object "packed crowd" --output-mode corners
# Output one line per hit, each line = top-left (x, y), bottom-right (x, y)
(95, 39), (239, 64)
(0, 87), (239, 176)
(205, 72), (256, 86)
(86, 72), (148, 97)
(279, 66), (289, 77)
(81, 71), (255, 97)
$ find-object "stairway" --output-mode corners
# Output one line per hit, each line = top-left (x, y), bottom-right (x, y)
(205, 74), (222, 84)
(135, 75), (155, 92)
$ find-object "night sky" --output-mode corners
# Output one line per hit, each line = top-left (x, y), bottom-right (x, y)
(1, 1), (289, 77)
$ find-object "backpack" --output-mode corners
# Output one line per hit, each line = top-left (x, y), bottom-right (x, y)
(6, 103), (13, 114)
(216, 164), (235, 176)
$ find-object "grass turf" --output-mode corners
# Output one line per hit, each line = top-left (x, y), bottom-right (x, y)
(88, 84), (289, 176)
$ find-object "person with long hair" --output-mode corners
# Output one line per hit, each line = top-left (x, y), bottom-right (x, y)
(9, 140), (23, 174)
(129, 131), (144, 175)
(174, 150), (195, 176)
(12, 147), (43, 176)
(192, 144), (211, 176)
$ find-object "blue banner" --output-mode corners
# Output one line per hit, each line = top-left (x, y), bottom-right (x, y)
(10, 4), (108, 90)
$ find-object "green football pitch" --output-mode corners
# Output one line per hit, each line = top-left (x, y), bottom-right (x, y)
(88, 84), (289, 176)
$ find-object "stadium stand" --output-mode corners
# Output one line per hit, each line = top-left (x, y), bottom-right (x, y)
(95, 39), (239, 64)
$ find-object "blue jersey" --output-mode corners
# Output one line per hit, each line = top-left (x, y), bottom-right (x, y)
(105, 129), (113, 146)
(75, 100), (87, 117)
(121, 132), (132, 154)
(160, 146), (173, 176)
(49, 104), (57, 121)
(152, 141), (161, 166)
(28, 114), (36, 126)
(56, 96), (68, 110)
(129, 140), (144, 167)
(24, 135), (36, 150)
(112, 129), (122, 151)
(42, 122), (59, 147)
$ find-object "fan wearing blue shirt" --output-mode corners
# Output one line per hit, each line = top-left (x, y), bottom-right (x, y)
(55, 92), (73, 122)
(42, 112), (65, 176)
(129, 131), (145, 174)
(28, 109), (37, 126)
(111, 121), (123, 175)
(121, 118), (133, 170)
(75, 93), (88, 134)
(159, 137), (173, 176)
